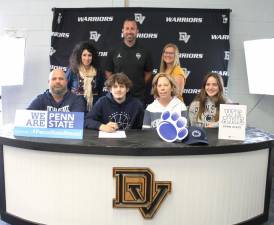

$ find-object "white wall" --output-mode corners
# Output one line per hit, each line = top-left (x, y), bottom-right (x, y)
(0, 0), (124, 123)
(1, 0), (274, 133)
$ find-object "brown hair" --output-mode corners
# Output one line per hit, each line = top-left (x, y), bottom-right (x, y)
(122, 18), (138, 29)
(195, 72), (226, 121)
(151, 73), (178, 97)
(105, 73), (133, 90)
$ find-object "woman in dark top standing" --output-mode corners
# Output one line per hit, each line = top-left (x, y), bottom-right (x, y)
(66, 41), (105, 111)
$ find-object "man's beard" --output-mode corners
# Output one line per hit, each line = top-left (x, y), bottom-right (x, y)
(125, 34), (136, 42)
(51, 86), (67, 96)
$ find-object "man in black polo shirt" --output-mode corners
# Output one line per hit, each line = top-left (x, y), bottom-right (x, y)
(105, 18), (153, 104)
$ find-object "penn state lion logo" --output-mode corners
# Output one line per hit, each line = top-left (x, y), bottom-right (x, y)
(113, 167), (171, 218)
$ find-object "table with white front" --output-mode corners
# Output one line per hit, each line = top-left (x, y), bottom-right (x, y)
(0, 127), (273, 225)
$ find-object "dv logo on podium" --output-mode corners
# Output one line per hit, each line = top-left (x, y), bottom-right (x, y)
(113, 167), (171, 218)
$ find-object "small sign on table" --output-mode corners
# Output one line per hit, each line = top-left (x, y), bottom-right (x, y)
(14, 110), (84, 139)
(218, 104), (247, 141)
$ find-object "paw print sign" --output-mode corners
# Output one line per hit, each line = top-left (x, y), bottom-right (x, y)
(156, 111), (188, 142)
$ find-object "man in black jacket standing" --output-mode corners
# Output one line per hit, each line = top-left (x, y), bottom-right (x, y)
(27, 69), (86, 112)
(105, 18), (153, 105)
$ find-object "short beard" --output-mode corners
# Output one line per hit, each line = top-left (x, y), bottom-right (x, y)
(50, 87), (67, 97)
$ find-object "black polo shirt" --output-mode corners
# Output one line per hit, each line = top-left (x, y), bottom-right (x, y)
(105, 41), (153, 101)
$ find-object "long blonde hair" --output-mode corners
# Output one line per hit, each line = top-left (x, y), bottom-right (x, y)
(159, 43), (181, 73)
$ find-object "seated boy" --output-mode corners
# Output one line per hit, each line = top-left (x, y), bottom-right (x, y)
(85, 73), (144, 132)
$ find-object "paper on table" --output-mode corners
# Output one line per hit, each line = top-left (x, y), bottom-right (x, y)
(98, 130), (127, 138)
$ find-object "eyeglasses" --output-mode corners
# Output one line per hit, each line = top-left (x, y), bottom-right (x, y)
(163, 51), (175, 55)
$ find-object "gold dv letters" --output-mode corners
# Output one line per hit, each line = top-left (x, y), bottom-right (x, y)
(113, 167), (172, 218)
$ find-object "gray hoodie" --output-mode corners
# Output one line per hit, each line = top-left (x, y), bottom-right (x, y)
(188, 97), (232, 128)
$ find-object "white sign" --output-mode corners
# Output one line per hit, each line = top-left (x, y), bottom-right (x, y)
(244, 38), (274, 95)
(218, 104), (247, 140)
(14, 110), (84, 139)
(0, 36), (25, 86)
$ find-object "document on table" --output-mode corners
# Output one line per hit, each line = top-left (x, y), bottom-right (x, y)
(98, 130), (127, 138)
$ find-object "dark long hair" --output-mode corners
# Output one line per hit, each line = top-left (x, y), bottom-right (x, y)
(195, 72), (226, 121)
(69, 41), (99, 73)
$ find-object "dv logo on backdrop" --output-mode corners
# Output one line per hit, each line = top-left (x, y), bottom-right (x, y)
(49, 47), (56, 56)
(179, 32), (191, 43)
(89, 31), (101, 42)
(134, 13), (146, 24)
(183, 67), (191, 78)
(224, 51), (230, 60)
(113, 167), (171, 219)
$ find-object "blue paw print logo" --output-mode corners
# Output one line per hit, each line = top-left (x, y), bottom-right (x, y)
(156, 111), (188, 142)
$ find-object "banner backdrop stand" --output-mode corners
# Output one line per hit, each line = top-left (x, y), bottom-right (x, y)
(50, 7), (231, 105)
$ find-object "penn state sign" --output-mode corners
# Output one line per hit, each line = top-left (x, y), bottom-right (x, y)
(14, 110), (84, 139)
